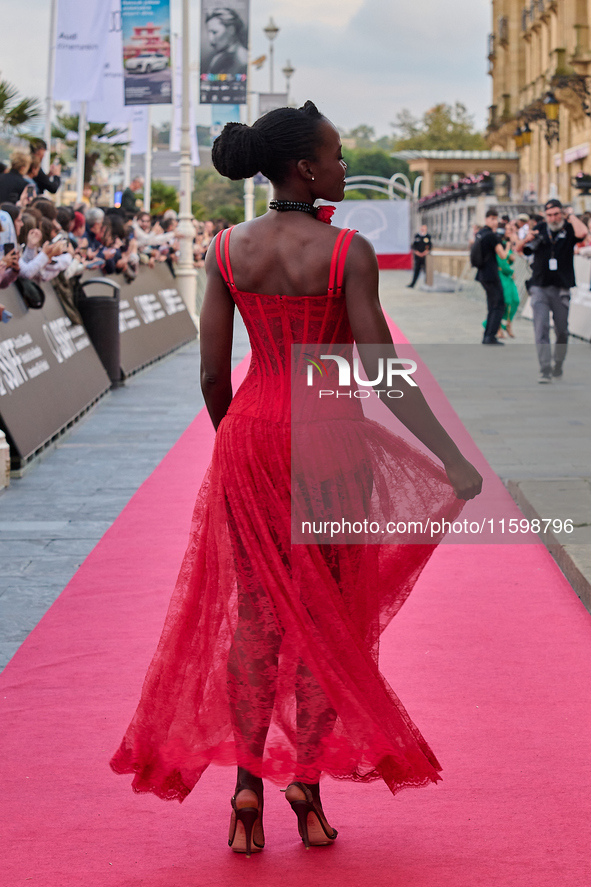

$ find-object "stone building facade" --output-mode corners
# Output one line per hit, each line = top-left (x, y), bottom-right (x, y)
(488, 0), (591, 206)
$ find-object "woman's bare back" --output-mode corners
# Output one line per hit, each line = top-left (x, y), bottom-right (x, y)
(222, 213), (346, 297)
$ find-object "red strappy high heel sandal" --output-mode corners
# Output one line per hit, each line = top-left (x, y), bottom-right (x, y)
(283, 782), (338, 849)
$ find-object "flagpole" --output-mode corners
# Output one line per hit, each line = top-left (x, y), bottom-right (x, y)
(43, 0), (58, 173)
(175, 0), (197, 318)
(76, 101), (87, 203)
(143, 105), (152, 212)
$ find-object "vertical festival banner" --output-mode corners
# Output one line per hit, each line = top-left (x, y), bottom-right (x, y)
(200, 0), (249, 104)
(122, 0), (172, 106)
(129, 106), (150, 155)
(86, 0), (128, 126)
(53, 0), (111, 101)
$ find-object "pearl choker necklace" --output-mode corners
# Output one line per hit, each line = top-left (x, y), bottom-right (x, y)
(269, 199), (316, 215)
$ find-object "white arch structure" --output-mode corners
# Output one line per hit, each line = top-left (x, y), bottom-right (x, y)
(344, 173), (414, 200)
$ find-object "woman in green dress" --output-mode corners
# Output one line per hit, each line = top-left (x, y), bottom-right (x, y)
(482, 220), (520, 338)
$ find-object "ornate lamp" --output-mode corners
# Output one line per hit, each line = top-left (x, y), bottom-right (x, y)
(514, 125), (524, 149)
(542, 91), (560, 145)
(543, 91), (559, 120)
(521, 123), (532, 146)
(282, 60), (295, 104)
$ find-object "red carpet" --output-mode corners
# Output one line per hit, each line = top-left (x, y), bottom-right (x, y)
(2, 319), (591, 886)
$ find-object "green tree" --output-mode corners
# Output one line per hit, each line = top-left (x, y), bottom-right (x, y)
(51, 113), (128, 183)
(392, 103), (487, 151)
(343, 148), (410, 179)
(342, 147), (412, 199)
(149, 180), (178, 215)
(342, 124), (376, 149)
(0, 77), (41, 133)
(193, 167), (244, 221)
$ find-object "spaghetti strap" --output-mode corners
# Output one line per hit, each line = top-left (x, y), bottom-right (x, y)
(215, 227), (236, 290)
(335, 229), (357, 295)
(327, 229), (350, 295)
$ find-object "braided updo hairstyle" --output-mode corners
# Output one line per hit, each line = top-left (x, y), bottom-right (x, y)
(212, 100), (325, 183)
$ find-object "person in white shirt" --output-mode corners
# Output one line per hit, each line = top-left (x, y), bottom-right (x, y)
(516, 213), (530, 241)
(19, 227), (72, 282)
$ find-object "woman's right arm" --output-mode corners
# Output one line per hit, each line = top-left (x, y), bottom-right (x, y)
(344, 234), (482, 501)
(199, 241), (235, 430)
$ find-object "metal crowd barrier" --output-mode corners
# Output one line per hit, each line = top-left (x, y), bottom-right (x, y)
(0, 264), (198, 471)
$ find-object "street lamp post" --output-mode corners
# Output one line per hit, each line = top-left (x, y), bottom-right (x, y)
(176, 0), (197, 318)
(263, 17), (280, 93)
(282, 60), (295, 105)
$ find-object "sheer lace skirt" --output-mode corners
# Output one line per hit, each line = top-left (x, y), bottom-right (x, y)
(110, 411), (461, 801)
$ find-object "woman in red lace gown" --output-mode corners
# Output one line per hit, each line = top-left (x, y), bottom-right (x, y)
(110, 101), (482, 855)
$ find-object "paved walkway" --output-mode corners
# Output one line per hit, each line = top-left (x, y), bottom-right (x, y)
(0, 271), (589, 669)
(379, 270), (591, 606)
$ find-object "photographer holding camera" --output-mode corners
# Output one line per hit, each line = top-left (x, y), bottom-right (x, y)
(517, 199), (588, 383)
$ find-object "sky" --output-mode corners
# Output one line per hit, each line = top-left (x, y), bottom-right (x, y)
(0, 0), (491, 139)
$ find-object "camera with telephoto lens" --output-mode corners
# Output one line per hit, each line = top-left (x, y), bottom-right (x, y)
(524, 232), (544, 253)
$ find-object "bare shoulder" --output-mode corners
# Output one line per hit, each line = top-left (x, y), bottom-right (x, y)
(344, 231), (378, 272)
(204, 233), (221, 270)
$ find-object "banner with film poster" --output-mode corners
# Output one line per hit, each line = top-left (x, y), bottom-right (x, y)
(200, 0), (249, 105)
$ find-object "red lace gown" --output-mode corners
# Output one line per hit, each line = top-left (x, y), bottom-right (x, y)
(110, 226), (463, 801)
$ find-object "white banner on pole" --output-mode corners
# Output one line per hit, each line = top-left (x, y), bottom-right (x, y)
(330, 200), (411, 254)
(53, 0), (111, 102)
(130, 106), (149, 155)
(86, 0), (128, 125)
(170, 36), (200, 165)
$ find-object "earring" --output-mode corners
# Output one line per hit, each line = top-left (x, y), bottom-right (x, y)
(311, 176), (315, 181)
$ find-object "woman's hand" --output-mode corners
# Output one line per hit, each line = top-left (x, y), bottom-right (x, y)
(3, 251), (20, 272)
(42, 240), (64, 259)
(444, 453), (483, 500)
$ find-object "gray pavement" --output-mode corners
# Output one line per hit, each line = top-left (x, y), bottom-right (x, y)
(1, 271), (590, 671)
(380, 270), (591, 608)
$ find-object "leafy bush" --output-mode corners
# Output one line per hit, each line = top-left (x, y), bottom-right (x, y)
(150, 179), (179, 214)
(193, 167), (244, 220)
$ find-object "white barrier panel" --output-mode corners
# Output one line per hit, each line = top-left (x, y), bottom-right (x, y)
(330, 200), (410, 255)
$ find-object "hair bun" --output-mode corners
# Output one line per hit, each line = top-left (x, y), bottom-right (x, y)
(212, 122), (270, 181)
(300, 100), (321, 118)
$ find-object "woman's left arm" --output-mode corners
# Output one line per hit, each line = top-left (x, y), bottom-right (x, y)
(200, 241), (235, 430)
(495, 241), (510, 260)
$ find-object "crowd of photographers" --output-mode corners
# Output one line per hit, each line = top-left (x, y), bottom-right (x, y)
(471, 200), (590, 382)
(0, 139), (227, 322)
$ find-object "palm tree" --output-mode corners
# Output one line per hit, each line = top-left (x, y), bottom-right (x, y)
(0, 76), (41, 132)
(51, 113), (129, 183)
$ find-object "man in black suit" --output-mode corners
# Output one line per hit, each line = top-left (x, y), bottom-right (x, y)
(29, 139), (61, 196)
(476, 208), (505, 344)
(407, 224), (432, 288)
